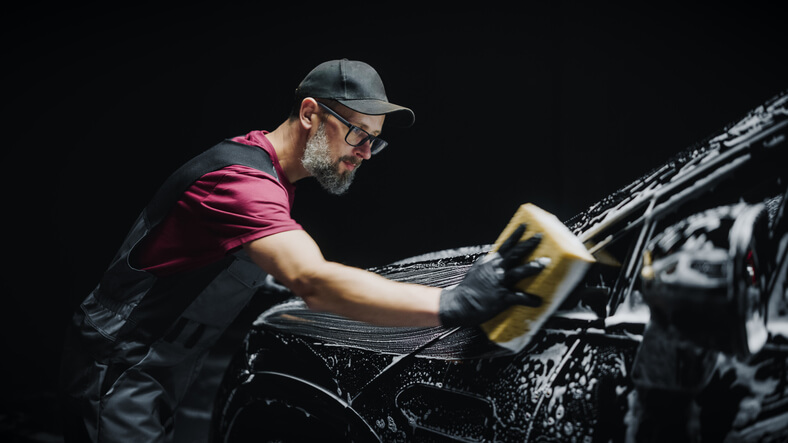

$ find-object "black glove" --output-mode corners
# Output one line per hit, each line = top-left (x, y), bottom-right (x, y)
(438, 224), (545, 327)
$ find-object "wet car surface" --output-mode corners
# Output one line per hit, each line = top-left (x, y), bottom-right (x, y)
(211, 91), (788, 442)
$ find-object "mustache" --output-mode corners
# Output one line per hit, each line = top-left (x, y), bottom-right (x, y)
(338, 155), (362, 167)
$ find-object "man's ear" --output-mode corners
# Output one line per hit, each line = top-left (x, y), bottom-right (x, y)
(299, 98), (320, 130)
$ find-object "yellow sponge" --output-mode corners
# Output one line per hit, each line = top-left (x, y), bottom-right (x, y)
(480, 203), (596, 352)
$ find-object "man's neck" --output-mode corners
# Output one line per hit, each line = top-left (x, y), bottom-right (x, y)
(266, 119), (309, 183)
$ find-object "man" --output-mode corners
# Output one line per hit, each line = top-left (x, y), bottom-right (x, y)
(60, 59), (545, 442)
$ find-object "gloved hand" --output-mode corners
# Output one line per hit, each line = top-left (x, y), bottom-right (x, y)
(438, 224), (545, 327)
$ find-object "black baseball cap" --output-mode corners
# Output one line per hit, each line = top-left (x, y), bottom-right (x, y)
(295, 59), (415, 127)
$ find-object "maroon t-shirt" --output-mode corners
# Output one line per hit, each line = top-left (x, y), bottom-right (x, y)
(134, 131), (302, 276)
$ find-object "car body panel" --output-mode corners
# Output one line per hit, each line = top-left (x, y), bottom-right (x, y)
(212, 91), (788, 442)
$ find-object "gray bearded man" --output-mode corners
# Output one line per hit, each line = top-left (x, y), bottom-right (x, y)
(59, 59), (546, 442)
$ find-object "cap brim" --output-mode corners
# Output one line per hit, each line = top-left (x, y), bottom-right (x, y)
(337, 99), (415, 128)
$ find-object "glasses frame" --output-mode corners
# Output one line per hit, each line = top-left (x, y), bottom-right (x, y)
(317, 102), (388, 155)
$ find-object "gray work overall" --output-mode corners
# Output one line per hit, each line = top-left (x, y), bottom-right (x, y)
(60, 140), (278, 442)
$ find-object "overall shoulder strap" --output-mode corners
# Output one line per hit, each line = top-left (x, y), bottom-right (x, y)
(144, 140), (277, 227)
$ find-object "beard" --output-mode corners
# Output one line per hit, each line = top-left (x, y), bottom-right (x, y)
(301, 122), (359, 195)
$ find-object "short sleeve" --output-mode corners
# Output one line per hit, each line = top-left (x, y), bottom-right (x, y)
(134, 165), (302, 276)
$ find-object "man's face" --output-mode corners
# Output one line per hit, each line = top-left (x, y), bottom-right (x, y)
(301, 105), (385, 195)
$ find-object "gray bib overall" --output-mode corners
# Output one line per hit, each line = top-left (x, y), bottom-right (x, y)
(61, 140), (278, 442)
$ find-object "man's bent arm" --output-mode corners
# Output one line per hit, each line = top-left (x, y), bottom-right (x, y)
(243, 230), (442, 327)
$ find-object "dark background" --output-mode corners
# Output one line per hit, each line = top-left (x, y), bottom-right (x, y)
(3, 2), (787, 439)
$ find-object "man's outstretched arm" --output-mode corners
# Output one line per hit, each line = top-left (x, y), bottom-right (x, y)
(243, 225), (543, 327)
(244, 230), (442, 326)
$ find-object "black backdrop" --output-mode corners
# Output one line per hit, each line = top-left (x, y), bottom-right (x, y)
(3, 2), (787, 434)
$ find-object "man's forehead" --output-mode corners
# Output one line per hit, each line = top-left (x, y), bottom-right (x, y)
(337, 105), (385, 136)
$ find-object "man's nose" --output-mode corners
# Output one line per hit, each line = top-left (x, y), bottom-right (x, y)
(353, 142), (372, 160)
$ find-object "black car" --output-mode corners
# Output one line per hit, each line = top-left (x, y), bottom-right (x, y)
(210, 91), (788, 442)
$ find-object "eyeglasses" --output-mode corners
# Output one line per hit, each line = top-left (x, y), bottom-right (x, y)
(317, 102), (388, 155)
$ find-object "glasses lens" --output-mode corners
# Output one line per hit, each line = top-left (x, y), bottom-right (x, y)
(346, 126), (369, 146)
(346, 127), (387, 155)
(370, 138), (388, 155)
